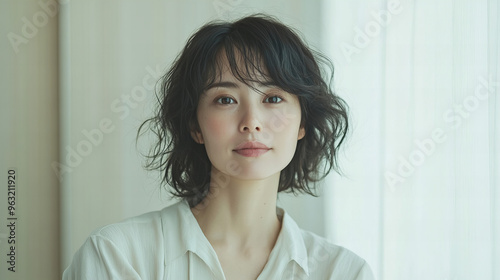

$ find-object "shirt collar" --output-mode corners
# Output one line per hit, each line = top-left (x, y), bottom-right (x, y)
(274, 205), (309, 275)
(162, 199), (309, 276)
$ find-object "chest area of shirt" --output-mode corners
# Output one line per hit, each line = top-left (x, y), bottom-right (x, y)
(217, 252), (269, 280)
(165, 251), (309, 280)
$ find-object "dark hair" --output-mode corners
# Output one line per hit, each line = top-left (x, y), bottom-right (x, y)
(137, 14), (349, 208)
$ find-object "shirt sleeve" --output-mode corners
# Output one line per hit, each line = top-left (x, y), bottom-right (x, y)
(62, 234), (142, 280)
(354, 261), (376, 280)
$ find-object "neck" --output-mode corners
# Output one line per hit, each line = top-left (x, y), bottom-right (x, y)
(191, 167), (282, 252)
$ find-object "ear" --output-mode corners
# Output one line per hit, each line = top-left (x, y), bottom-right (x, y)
(189, 120), (204, 144)
(191, 130), (204, 144)
(297, 126), (305, 140)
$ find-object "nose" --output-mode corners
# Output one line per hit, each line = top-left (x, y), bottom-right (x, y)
(239, 104), (263, 133)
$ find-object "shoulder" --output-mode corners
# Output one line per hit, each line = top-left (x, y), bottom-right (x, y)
(75, 209), (165, 262)
(63, 202), (183, 279)
(90, 208), (163, 244)
(94, 199), (184, 237)
(300, 230), (374, 279)
(87, 201), (184, 253)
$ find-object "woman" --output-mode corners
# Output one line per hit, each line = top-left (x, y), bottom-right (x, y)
(63, 14), (375, 280)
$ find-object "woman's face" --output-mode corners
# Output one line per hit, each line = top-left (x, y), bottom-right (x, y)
(192, 56), (305, 181)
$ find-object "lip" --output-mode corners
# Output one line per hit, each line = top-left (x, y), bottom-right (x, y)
(234, 141), (270, 150)
(233, 141), (271, 157)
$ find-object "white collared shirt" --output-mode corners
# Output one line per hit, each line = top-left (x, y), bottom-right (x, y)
(63, 199), (375, 280)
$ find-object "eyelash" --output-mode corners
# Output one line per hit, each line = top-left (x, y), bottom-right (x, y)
(215, 95), (284, 105)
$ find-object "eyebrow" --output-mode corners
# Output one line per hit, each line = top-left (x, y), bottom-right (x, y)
(204, 81), (239, 91)
(204, 81), (278, 92)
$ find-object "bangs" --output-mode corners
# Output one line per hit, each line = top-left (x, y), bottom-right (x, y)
(203, 43), (275, 95)
(199, 15), (313, 96)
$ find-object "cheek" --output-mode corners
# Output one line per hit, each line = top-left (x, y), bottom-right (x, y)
(207, 120), (227, 135)
(199, 113), (231, 139)
(268, 106), (302, 136)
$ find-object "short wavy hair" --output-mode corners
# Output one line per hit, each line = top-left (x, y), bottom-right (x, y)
(137, 14), (349, 208)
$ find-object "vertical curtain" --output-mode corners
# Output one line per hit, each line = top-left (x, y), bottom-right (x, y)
(1, 1), (59, 280)
(322, 0), (499, 279)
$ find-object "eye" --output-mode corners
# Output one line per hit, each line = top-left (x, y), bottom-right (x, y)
(264, 95), (283, 104)
(216, 96), (236, 105)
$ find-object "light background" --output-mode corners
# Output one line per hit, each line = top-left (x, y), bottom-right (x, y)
(0, 0), (498, 279)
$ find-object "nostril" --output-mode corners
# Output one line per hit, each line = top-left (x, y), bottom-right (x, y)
(242, 126), (259, 131)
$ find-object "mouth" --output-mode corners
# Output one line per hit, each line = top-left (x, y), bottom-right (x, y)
(233, 148), (270, 157)
(233, 141), (271, 157)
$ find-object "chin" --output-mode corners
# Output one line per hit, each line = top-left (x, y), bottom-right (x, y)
(231, 166), (282, 181)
